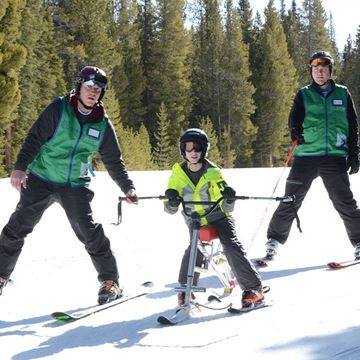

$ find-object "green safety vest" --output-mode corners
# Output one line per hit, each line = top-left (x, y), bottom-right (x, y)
(28, 97), (108, 186)
(294, 84), (349, 157)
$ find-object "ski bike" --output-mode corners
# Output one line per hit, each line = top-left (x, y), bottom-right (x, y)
(159, 195), (296, 324)
(116, 193), (295, 324)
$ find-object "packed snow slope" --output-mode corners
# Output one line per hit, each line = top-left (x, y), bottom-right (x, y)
(1, 168), (360, 360)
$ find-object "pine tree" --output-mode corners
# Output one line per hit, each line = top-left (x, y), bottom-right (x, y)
(222, 0), (256, 167)
(116, 0), (146, 129)
(147, 0), (191, 145)
(328, 12), (339, 62)
(301, 0), (329, 53)
(339, 36), (355, 92)
(247, 11), (263, 97)
(281, 0), (304, 85)
(138, 0), (157, 130)
(52, 0), (121, 89)
(352, 27), (360, 114)
(12, 1), (66, 167)
(191, 0), (224, 135)
(137, 124), (156, 169)
(0, 0), (27, 176)
(220, 126), (237, 168)
(251, 0), (298, 167)
(300, 0), (336, 80)
(199, 116), (222, 165)
(153, 102), (172, 170)
(116, 124), (155, 170)
(341, 27), (360, 115)
(237, 0), (253, 45)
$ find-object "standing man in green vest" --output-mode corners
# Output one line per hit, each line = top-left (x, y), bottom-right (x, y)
(265, 51), (360, 260)
(0, 66), (138, 304)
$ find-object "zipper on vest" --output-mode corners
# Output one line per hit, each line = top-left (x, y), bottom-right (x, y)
(67, 126), (84, 183)
(324, 97), (329, 155)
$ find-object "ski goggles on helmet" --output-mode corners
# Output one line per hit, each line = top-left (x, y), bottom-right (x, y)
(310, 57), (331, 67)
(184, 141), (203, 153)
(82, 73), (107, 89)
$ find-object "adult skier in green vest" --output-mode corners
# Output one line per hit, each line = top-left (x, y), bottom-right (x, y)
(265, 51), (360, 260)
(0, 66), (138, 304)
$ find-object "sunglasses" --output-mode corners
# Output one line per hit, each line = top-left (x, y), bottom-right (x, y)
(310, 58), (331, 67)
(185, 142), (203, 153)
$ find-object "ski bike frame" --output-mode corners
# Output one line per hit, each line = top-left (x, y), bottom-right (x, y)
(173, 195), (295, 310)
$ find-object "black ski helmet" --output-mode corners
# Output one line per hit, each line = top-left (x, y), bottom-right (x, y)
(179, 128), (210, 161)
(309, 51), (334, 75)
(75, 66), (108, 101)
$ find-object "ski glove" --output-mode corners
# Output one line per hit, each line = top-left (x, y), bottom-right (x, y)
(221, 186), (236, 203)
(125, 189), (139, 204)
(165, 189), (181, 207)
(347, 154), (360, 175)
(290, 127), (304, 145)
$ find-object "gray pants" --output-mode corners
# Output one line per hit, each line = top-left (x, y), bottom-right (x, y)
(178, 216), (262, 291)
(0, 173), (119, 282)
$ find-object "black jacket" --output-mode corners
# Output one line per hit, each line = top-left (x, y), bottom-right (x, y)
(14, 94), (135, 194)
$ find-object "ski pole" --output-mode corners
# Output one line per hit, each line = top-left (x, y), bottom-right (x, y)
(113, 195), (165, 225)
(235, 195), (295, 203)
(248, 140), (298, 247)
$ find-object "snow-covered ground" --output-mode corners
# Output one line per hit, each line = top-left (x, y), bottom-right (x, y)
(1, 168), (360, 360)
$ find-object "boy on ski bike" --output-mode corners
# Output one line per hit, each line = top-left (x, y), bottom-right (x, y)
(164, 128), (264, 308)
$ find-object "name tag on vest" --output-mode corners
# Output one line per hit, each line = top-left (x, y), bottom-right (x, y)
(332, 99), (343, 106)
(88, 127), (100, 139)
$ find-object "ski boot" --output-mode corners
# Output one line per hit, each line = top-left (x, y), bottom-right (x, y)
(177, 291), (196, 306)
(354, 243), (360, 260)
(241, 288), (265, 309)
(98, 280), (122, 305)
(0, 277), (8, 296)
(265, 238), (281, 260)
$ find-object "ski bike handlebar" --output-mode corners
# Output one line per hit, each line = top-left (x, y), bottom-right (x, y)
(113, 194), (296, 225)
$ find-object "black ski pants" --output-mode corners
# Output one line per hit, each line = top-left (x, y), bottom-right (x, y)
(178, 216), (262, 291)
(0, 173), (119, 282)
(267, 156), (360, 246)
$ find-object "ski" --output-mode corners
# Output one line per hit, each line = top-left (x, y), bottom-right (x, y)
(157, 294), (230, 326)
(157, 306), (191, 325)
(327, 260), (360, 270)
(253, 256), (274, 268)
(51, 281), (153, 323)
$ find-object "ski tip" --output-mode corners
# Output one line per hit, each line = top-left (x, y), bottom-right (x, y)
(254, 259), (268, 268)
(208, 294), (222, 303)
(51, 312), (75, 323)
(157, 316), (176, 326)
(263, 285), (270, 294)
(141, 281), (154, 288)
(327, 262), (344, 270)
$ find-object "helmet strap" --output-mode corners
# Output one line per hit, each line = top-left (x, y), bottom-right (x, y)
(78, 96), (95, 110)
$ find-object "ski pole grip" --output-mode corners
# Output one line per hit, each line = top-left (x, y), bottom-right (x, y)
(279, 195), (296, 203)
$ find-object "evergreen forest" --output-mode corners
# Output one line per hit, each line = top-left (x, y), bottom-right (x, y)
(1, 0), (360, 175)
